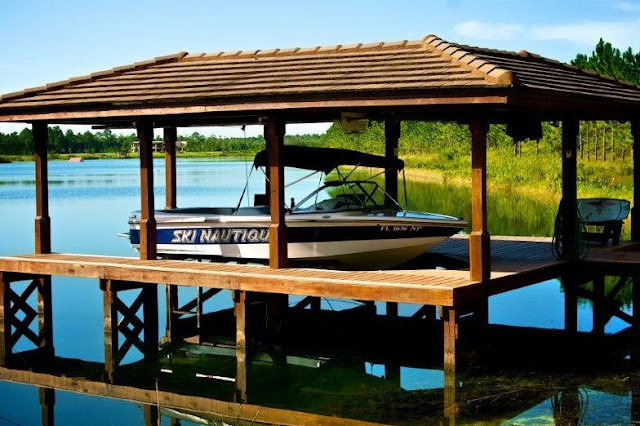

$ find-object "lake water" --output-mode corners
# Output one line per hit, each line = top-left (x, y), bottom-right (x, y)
(0, 158), (635, 425)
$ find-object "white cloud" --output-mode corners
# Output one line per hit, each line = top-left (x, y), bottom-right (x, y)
(454, 19), (640, 48)
(454, 21), (525, 40)
(614, 1), (640, 12)
(532, 20), (640, 47)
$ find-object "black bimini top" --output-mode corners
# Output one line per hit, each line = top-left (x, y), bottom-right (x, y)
(253, 145), (404, 174)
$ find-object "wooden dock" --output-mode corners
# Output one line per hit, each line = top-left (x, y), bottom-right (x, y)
(2, 234), (640, 422)
(0, 235), (568, 309)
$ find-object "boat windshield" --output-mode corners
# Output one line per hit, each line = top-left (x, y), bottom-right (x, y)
(291, 180), (399, 213)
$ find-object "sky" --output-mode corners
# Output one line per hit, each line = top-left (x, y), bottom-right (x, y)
(1, 0), (639, 137)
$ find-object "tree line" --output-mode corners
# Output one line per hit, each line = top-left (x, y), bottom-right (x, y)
(0, 39), (638, 160)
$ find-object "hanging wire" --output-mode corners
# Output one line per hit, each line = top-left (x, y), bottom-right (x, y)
(402, 168), (408, 208)
(551, 198), (588, 260)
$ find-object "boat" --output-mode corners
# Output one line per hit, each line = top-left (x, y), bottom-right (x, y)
(127, 146), (467, 269)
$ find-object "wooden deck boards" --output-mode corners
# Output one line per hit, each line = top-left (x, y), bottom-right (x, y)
(0, 235), (577, 308)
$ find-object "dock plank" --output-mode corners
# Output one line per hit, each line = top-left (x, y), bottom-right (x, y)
(0, 235), (577, 308)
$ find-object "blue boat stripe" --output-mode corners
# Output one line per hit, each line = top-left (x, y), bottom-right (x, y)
(129, 225), (462, 245)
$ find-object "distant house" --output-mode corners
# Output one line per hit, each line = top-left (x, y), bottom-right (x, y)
(131, 140), (187, 153)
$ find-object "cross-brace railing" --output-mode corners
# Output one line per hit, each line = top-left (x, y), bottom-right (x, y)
(100, 279), (157, 381)
(0, 271), (53, 365)
(165, 284), (222, 343)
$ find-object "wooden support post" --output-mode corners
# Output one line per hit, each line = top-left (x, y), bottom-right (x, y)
(143, 404), (159, 426)
(165, 285), (179, 341)
(563, 274), (578, 335)
(138, 121), (159, 362)
(442, 306), (458, 418)
(384, 118), (400, 321)
(33, 122), (55, 360)
(561, 118), (579, 257)
(196, 287), (203, 344)
(593, 275), (606, 335)
(143, 285), (158, 363)
(469, 118), (490, 284)
(310, 297), (321, 312)
(385, 362), (401, 387)
(164, 127), (178, 210)
(633, 388), (640, 426)
(102, 279), (118, 381)
(0, 275), (10, 366)
(265, 116), (287, 268)
(33, 122), (51, 254)
(137, 120), (157, 260)
(234, 290), (248, 403)
(633, 276), (640, 364)
(385, 117), (400, 203)
(39, 387), (55, 426)
(632, 120), (640, 241)
(37, 276), (54, 359)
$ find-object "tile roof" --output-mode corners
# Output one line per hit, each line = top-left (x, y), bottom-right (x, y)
(0, 34), (639, 121)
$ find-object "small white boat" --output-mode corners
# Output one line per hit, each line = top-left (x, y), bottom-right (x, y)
(128, 146), (466, 269)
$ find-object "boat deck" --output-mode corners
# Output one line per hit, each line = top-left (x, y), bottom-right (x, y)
(0, 235), (599, 308)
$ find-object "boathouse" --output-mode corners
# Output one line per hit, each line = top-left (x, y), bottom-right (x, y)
(1, 34), (640, 421)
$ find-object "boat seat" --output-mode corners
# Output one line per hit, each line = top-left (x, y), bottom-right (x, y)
(578, 198), (630, 247)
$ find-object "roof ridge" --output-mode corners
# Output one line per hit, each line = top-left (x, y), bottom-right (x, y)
(182, 38), (426, 61)
(454, 42), (640, 90)
(0, 52), (188, 103)
(422, 34), (516, 87)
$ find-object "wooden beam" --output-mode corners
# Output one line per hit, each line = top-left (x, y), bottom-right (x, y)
(632, 120), (640, 242)
(265, 116), (287, 268)
(33, 122), (50, 254)
(164, 127), (178, 209)
(137, 120), (156, 260)
(0, 366), (375, 425)
(469, 118), (490, 283)
(0, 95), (510, 123)
(561, 118), (579, 257)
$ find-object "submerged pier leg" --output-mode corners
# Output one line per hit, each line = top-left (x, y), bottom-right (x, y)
(234, 290), (248, 403)
(563, 273), (578, 335)
(593, 275), (606, 336)
(633, 276), (640, 364)
(443, 306), (459, 418)
(165, 284), (179, 341)
(39, 387), (55, 426)
(143, 404), (160, 426)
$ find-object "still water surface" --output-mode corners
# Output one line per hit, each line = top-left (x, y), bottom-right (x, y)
(0, 159), (634, 424)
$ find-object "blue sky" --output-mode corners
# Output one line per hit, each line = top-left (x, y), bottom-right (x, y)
(1, 0), (639, 136)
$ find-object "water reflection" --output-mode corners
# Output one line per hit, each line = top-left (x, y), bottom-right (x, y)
(1, 159), (639, 424)
(2, 314), (640, 426)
